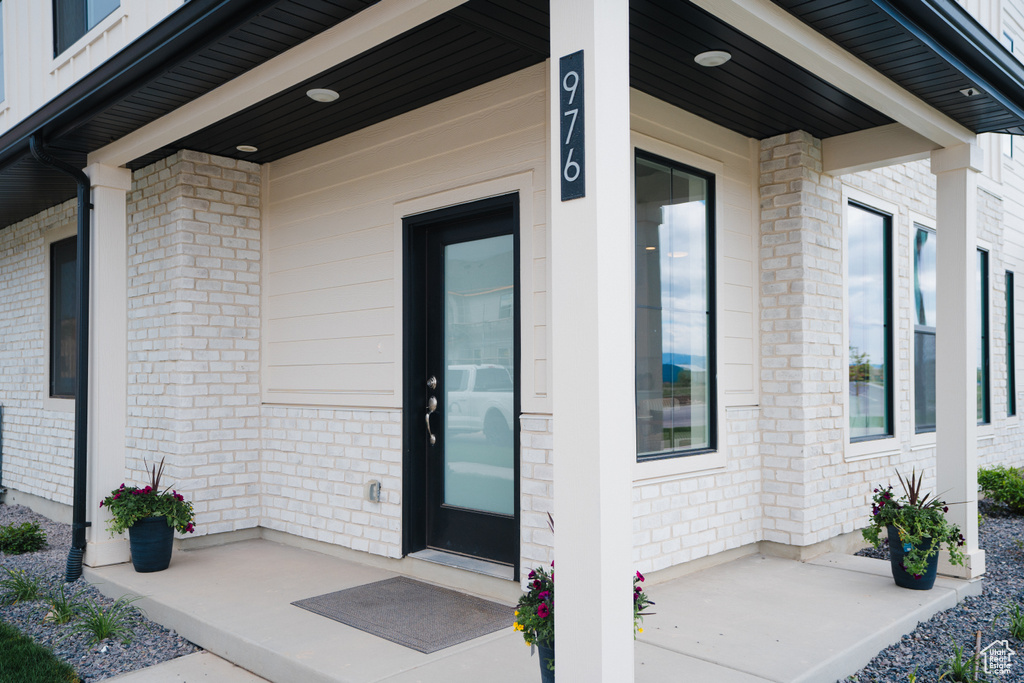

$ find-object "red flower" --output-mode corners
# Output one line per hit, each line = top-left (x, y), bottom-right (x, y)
(537, 603), (550, 618)
(539, 591), (550, 601)
(636, 570), (645, 582)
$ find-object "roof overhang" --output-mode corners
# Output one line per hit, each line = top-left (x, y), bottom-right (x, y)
(774, 0), (1024, 136)
(3, 0), (1024, 230)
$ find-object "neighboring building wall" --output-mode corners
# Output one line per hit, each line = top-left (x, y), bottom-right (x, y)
(126, 151), (262, 536)
(0, 0), (185, 137)
(0, 200), (77, 503)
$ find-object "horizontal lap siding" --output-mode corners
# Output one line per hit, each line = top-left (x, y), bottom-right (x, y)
(264, 65), (549, 409)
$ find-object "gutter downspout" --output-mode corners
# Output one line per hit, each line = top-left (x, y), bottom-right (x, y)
(29, 135), (92, 583)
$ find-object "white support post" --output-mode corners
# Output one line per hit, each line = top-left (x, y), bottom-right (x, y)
(549, 0), (634, 680)
(931, 143), (985, 579)
(83, 163), (132, 567)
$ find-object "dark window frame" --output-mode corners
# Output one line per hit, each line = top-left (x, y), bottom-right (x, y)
(53, 0), (119, 57)
(979, 249), (991, 425)
(49, 236), (77, 399)
(1009, 271), (1017, 417)
(633, 149), (717, 462)
(847, 200), (894, 443)
(914, 225), (937, 434)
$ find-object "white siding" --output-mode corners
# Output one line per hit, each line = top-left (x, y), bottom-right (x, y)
(263, 64), (550, 412)
(0, 0), (184, 136)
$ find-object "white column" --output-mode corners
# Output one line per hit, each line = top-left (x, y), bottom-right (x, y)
(549, 0), (634, 680)
(932, 143), (985, 579)
(83, 163), (132, 567)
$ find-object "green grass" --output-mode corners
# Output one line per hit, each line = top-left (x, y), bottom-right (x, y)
(0, 621), (79, 683)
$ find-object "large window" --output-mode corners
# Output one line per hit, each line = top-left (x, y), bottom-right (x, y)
(50, 237), (77, 398)
(979, 250), (990, 424)
(914, 226), (936, 432)
(1009, 271), (1017, 418)
(53, 0), (119, 56)
(848, 202), (892, 441)
(634, 152), (714, 459)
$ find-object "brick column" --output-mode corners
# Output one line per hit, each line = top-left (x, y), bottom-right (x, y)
(126, 151), (262, 537)
(758, 132), (844, 547)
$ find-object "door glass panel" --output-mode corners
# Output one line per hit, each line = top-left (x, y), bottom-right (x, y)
(443, 235), (515, 515)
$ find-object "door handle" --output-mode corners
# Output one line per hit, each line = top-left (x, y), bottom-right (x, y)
(425, 395), (437, 445)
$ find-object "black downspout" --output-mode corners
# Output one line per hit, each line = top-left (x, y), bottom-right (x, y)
(29, 135), (92, 583)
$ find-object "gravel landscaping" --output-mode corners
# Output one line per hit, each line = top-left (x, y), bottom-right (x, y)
(1, 500), (1022, 681)
(0, 503), (199, 681)
(846, 501), (1024, 682)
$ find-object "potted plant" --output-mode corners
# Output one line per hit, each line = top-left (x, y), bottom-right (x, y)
(513, 562), (654, 681)
(99, 458), (195, 572)
(862, 469), (965, 590)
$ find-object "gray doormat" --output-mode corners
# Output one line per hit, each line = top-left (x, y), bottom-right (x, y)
(291, 576), (513, 653)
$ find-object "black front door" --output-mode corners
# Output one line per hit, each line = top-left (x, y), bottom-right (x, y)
(403, 195), (519, 569)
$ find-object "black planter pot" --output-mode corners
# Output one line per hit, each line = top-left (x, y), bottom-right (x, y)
(886, 525), (939, 590)
(128, 516), (174, 573)
(537, 640), (554, 683)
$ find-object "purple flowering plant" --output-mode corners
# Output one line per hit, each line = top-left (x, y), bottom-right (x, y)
(862, 469), (965, 578)
(513, 518), (654, 671)
(99, 457), (195, 536)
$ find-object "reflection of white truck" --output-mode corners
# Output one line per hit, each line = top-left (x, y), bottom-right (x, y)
(446, 364), (514, 443)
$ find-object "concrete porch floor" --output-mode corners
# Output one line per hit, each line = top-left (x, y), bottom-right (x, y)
(85, 539), (981, 683)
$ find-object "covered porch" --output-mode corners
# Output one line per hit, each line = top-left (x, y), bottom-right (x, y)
(1, 0), (1022, 681)
(84, 535), (981, 683)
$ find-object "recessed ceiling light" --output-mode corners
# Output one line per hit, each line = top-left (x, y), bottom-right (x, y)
(694, 50), (732, 68)
(307, 88), (340, 103)
(960, 87), (981, 97)
(645, 246), (657, 251)
(236, 144), (258, 153)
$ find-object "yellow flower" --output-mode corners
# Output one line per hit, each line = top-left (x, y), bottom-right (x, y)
(514, 610), (519, 617)
(638, 627), (644, 634)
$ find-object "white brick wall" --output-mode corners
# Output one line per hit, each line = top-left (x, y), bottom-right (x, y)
(758, 132), (846, 546)
(126, 151), (262, 535)
(0, 200), (78, 503)
(520, 414), (554, 574)
(631, 408), (761, 573)
(4, 134), (1024, 577)
(261, 406), (402, 557)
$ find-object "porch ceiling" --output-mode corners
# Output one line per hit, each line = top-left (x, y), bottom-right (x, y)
(774, 0), (1024, 136)
(2, 0), (1024, 230)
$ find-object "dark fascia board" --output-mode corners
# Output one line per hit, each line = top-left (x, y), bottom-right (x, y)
(875, 0), (1024, 132)
(0, 0), (278, 174)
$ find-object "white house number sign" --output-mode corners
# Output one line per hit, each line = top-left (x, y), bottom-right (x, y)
(559, 50), (585, 201)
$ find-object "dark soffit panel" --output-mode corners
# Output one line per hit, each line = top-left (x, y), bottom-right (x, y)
(53, 0), (380, 155)
(144, 0), (549, 168)
(0, 0), (380, 229)
(631, 0), (894, 139)
(774, 0), (1024, 135)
